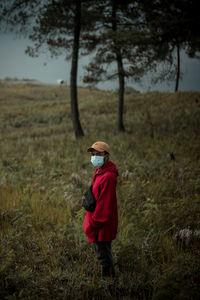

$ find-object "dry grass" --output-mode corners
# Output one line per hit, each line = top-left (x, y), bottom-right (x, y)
(0, 84), (200, 299)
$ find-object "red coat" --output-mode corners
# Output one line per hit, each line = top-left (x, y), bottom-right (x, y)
(83, 161), (118, 242)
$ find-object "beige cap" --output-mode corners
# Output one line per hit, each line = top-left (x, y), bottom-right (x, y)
(87, 141), (109, 153)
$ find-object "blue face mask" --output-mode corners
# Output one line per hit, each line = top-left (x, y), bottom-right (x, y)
(91, 155), (104, 167)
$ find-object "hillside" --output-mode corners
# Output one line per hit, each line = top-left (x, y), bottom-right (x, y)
(0, 84), (200, 299)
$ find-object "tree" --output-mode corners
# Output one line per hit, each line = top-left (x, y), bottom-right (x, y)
(111, 0), (125, 131)
(139, 0), (200, 92)
(70, 0), (84, 137)
(0, 0), (91, 138)
(82, 0), (150, 131)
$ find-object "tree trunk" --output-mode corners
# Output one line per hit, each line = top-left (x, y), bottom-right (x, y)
(70, 0), (84, 138)
(111, 0), (125, 132)
(117, 56), (125, 131)
(175, 43), (180, 92)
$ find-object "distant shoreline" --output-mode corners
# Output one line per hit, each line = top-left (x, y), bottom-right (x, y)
(0, 78), (66, 86)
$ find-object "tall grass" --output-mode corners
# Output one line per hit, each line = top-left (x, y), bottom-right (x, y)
(0, 84), (200, 299)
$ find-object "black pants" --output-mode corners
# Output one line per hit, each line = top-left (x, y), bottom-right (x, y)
(93, 241), (115, 277)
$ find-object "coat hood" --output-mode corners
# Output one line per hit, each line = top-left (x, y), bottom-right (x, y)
(93, 161), (119, 177)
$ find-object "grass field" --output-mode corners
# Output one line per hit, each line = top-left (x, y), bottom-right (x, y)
(0, 83), (200, 299)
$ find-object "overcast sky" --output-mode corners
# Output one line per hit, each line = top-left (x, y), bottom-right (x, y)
(0, 33), (200, 92)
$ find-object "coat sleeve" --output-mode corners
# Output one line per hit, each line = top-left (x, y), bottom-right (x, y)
(89, 172), (117, 228)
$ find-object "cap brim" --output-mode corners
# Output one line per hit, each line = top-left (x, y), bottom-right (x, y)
(87, 147), (109, 153)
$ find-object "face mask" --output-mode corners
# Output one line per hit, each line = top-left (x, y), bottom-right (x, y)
(91, 155), (104, 167)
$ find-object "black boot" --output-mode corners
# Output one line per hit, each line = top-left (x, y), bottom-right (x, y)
(102, 266), (115, 278)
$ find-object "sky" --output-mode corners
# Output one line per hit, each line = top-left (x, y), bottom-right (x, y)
(0, 33), (200, 92)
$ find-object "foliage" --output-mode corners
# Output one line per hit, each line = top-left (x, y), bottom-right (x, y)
(139, 0), (200, 90)
(0, 84), (200, 299)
